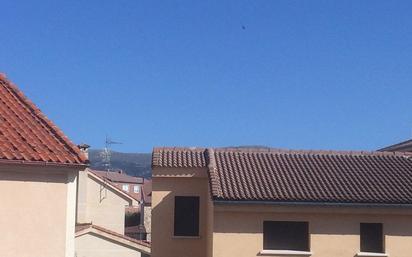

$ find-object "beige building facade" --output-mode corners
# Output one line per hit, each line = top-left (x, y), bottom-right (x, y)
(213, 205), (412, 257)
(0, 74), (88, 257)
(75, 169), (150, 257)
(152, 147), (412, 257)
(77, 169), (138, 234)
(0, 164), (80, 257)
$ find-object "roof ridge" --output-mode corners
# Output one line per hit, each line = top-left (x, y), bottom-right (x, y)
(0, 74), (87, 164)
(206, 148), (222, 198)
(153, 146), (412, 158)
(379, 138), (412, 151)
(213, 147), (412, 157)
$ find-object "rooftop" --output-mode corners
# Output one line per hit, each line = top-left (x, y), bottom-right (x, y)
(379, 139), (412, 152)
(91, 169), (144, 184)
(0, 74), (87, 166)
(153, 147), (412, 205)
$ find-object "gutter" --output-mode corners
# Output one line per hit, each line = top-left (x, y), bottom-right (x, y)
(213, 200), (412, 209)
(0, 159), (88, 169)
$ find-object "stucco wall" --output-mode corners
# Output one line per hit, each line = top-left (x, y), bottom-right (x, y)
(79, 171), (131, 234)
(151, 167), (212, 257)
(75, 233), (142, 257)
(144, 205), (152, 241)
(213, 205), (412, 257)
(152, 166), (412, 257)
(0, 165), (76, 257)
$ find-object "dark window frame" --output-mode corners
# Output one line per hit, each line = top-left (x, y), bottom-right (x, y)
(173, 196), (200, 237)
(360, 223), (384, 253)
(263, 221), (310, 251)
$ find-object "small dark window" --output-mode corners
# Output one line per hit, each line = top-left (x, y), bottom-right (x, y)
(360, 223), (383, 253)
(263, 221), (309, 251)
(174, 196), (199, 237)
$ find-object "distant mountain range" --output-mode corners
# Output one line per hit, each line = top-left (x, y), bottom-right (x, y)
(88, 146), (272, 179)
(88, 149), (152, 178)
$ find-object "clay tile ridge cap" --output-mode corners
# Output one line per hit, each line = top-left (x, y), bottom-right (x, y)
(206, 148), (224, 198)
(215, 147), (412, 158)
(0, 73), (88, 165)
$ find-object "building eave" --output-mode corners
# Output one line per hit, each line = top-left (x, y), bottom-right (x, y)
(0, 158), (88, 169)
(213, 200), (412, 209)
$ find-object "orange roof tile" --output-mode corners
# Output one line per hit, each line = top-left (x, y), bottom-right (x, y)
(0, 74), (87, 166)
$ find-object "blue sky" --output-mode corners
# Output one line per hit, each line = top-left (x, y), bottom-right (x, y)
(1, 0), (411, 152)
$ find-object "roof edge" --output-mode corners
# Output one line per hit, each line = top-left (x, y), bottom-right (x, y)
(378, 139), (412, 152)
(0, 158), (88, 168)
(87, 170), (139, 203)
(153, 146), (412, 158)
(75, 224), (150, 250)
(0, 73), (88, 164)
(214, 200), (412, 209)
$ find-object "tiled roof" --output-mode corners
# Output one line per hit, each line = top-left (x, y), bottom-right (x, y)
(0, 74), (87, 166)
(91, 169), (144, 184)
(152, 147), (412, 205)
(379, 139), (412, 152)
(152, 147), (207, 168)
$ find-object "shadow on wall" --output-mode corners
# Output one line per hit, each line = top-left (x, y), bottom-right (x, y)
(0, 169), (69, 183)
(213, 209), (412, 237)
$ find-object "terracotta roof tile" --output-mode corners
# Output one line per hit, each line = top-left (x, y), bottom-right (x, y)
(0, 74), (87, 166)
(152, 147), (412, 205)
(152, 147), (207, 168)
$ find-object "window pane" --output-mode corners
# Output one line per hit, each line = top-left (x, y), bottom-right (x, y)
(360, 223), (383, 253)
(174, 196), (200, 237)
(263, 221), (309, 251)
(122, 184), (129, 191)
(134, 185), (140, 193)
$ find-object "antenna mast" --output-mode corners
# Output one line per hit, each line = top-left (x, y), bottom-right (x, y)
(103, 135), (122, 172)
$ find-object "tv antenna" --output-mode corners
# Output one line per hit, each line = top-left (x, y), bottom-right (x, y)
(103, 135), (122, 172)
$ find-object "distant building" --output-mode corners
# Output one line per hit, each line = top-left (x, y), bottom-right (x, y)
(76, 168), (150, 256)
(152, 147), (412, 257)
(91, 169), (144, 200)
(0, 74), (87, 257)
(77, 169), (139, 233)
(379, 139), (412, 152)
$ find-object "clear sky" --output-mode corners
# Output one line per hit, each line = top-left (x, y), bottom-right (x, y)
(1, 0), (411, 152)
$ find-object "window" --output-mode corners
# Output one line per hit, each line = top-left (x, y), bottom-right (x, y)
(122, 184), (129, 192)
(263, 221), (309, 251)
(174, 196), (200, 237)
(360, 223), (383, 253)
(134, 185), (140, 193)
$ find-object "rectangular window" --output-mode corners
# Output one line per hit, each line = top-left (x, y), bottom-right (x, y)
(122, 184), (129, 192)
(174, 196), (200, 237)
(360, 223), (383, 253)
(134, 185), (140, 193)
(263, 221), (309, 251)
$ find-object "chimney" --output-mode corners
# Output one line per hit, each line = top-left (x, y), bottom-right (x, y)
(78, 143), (91, 160)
